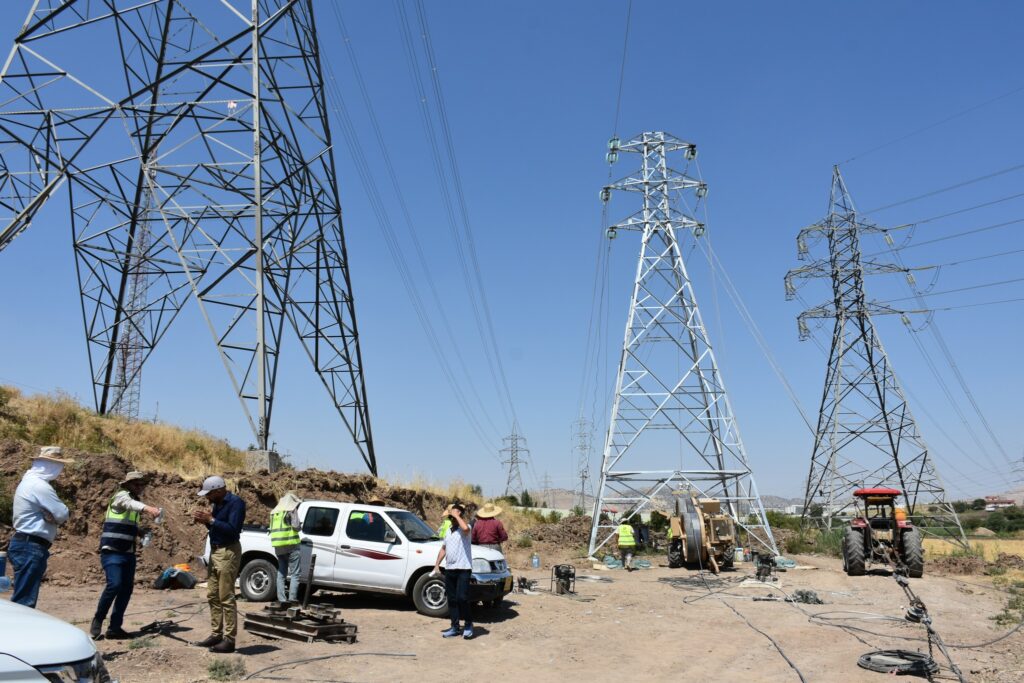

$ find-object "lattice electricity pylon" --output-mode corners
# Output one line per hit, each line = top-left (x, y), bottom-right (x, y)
(787, 166), (965, 545)
(572, 416), (593, 511)
(0, 1), (376, 473)
(501, 424), (528, 500)
(587, 131), (777, 557)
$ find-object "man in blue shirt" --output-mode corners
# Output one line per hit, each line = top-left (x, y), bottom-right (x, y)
(191, 475), (245, 653)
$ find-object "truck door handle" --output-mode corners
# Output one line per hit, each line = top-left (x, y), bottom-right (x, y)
(340, 544), (351, 549)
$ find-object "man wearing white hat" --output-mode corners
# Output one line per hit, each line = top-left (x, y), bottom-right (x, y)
(90, 471), (162, 639)
(8, 446), (73, 608)
(268, 491), (303, 602)
(191, 475), (246, 653)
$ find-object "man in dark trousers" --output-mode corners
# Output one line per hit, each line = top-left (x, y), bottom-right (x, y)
(191, 476), (246, 653)
(431, 503), (474, 639)
(91, 471), (161, 639)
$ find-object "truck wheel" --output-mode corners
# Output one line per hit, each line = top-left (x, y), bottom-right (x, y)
(239, 558), (276, 602)
(412, 572), (449, 618)
(667, 539), (684, 568)
(843, 528), (866, 576)
(719, 545), (735, 570)
(901, 528), (924, 578)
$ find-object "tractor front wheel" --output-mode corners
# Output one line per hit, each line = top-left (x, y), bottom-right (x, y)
(901, 528), (924, 578)
(843, 527), (866, 576)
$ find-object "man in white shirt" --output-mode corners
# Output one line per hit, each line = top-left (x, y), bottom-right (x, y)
(432, 503), (475, 639)
(8, 446), (73, 608)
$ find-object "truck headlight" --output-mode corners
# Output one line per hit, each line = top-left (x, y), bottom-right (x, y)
(37, 652), (107, 682)
(472, 558), (491, 574)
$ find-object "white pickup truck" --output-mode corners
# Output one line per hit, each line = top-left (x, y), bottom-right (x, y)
(215, 500), (512, 617)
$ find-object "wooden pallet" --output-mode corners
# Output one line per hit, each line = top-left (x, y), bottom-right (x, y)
(244, 604), (358, 644)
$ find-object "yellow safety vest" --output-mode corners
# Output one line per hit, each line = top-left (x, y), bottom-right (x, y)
(100, 489), (141, 553)
(437, 518), (452, 539)
(617, 523), (636, 547)
(270, 510), (300, 549)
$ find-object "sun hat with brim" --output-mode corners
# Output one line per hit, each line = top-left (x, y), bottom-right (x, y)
(476, 502), (503, 518)
(119, 471), (148, 486)
(367, 497), (386, 506)
(197, 475), (226, 497)
(35, 446), (75, 465)
(272, 491), (303, 514)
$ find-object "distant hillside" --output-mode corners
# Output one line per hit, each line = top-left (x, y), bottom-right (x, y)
(0, 385), (244, 478)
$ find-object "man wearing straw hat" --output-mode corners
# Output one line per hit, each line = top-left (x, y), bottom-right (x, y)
(268, 491), (303, 603)
(90, 471), (162, 639)
(471, 502), (508, 553)
(8, 446), (73, 608)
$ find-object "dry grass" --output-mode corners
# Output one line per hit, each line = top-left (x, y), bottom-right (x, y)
(0, 385), (244, 478)
(380, 473), (485, 506)
(923, 537), (1024, 561)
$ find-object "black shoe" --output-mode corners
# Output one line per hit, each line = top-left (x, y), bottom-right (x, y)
(105, 628), (132, 640)
(194, 634), (223, 648)
(209, 637), (235, 653)
(89, 618), (103, 639)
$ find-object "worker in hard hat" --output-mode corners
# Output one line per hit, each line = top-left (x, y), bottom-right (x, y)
(268, 492), (302, 603)
(616, 517), (636, 571)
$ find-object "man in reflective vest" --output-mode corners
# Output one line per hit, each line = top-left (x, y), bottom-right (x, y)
(91, 471), (161, 639)
(269, 492), (302, 602)
(617, 518), (637, 572)
(437, 504), (454, 539)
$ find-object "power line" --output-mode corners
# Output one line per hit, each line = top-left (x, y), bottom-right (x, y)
(841, 83), (1024, 165)
(863, 216), (1024, 259)
(327, 5), (505, 440)
(861, 163), (1024, 215)
(611, 0), (633, 135)
(412, 0), (520, 427)
(881, 275), (1024, 305)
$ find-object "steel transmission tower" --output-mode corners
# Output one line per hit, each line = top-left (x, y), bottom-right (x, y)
(787, 167), (965, 544)
(572, 416), (593, 510)
(588, 132), (777, 557)
(501, 424), (529, 500)
(0, 1), (376, 473)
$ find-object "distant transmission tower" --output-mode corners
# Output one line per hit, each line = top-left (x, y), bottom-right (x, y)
(501, 424), (529, 500)
(786, 166), (966, 544)
(588, 132), (776, 557)
(541, 471), (553, 507)
(572, 417), (593, 510)
(0, 1), (376, 472)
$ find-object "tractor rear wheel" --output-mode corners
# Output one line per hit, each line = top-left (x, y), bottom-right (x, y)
(667, 539), (684, 568)
(901, 528), (924, 578)
(843, 527), (866, 576)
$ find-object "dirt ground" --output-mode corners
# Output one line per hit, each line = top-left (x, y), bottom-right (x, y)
(14, 554), (1023, 683)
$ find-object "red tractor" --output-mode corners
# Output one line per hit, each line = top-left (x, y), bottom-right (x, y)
(841, 488), (924, 578)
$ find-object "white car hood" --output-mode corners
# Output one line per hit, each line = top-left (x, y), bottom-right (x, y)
(0, 599), (96, 666)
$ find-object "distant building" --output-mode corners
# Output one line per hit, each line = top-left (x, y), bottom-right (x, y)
(984, 495), (1016, 511)
(784, 504), (805, 515)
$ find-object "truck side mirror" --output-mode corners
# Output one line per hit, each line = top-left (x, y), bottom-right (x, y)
(384, 529), (397, 544)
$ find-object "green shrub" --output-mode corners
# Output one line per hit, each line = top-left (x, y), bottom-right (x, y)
(515, 534), (533, 548)
(208, 658), (246, 681)
(545, 510), (562, 524)
(570, 505), (585, 517)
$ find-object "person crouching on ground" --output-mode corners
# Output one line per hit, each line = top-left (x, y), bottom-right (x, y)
(91, 471), (162, 639)
(617, 517), (637, 571)
(8, 446), (73, 608)
(432, 503), (475, 639)
(191, 476), (246, 653)
(269, 491), (302, 603)
(471, 502), (507, 552)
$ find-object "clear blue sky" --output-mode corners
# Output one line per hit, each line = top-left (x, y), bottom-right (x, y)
(1, 1), (1021, 500)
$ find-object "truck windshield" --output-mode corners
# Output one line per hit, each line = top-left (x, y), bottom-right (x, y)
(386, 511), (437, 542)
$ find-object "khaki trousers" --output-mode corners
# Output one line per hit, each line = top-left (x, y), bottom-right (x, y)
(208, 542), (241, 639)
